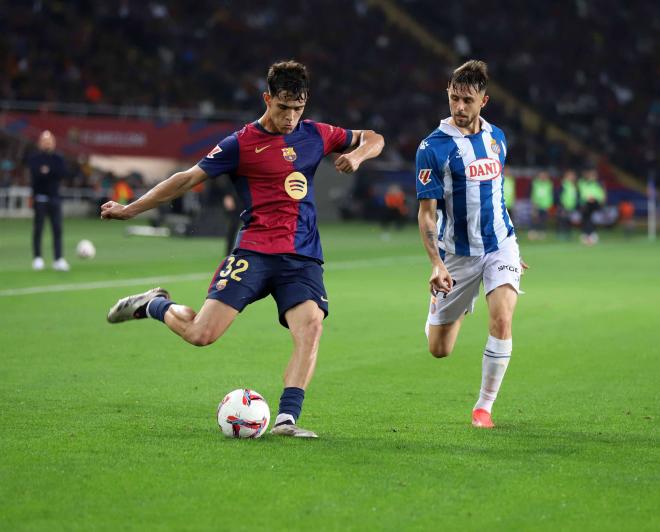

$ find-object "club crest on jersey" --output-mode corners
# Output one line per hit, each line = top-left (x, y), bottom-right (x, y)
(465, 158), (502, 181)
(418, 169), (432, 185)
(281, 147), (297, 162)
(206, 145), (222, 158)
(215, 279), (228, 291)
(491, 139), (501, 155)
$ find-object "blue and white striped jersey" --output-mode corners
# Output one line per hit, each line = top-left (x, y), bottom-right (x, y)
(416, 117), (514, 256)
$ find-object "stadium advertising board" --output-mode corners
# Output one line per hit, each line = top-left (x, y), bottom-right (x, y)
(1, 112), (242, 159)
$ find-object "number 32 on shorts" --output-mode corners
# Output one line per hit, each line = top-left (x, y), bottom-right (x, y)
(219, 256), (249, 281)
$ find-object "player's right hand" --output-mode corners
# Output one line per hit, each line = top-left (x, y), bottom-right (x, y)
(429, 264), (452, 295)
(100, 201), (132, 220)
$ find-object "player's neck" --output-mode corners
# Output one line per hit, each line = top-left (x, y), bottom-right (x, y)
(450, 116), (481, 136)
(257, 114), (280, 135)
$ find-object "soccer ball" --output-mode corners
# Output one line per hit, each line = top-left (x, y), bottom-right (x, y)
(76, 239), (96, 259)
(217, 388), (270, 438)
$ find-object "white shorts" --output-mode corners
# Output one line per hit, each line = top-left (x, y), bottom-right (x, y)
(427, 237), (522, 325)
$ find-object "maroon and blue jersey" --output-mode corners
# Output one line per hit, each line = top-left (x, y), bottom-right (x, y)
(198, 120), (352, 262)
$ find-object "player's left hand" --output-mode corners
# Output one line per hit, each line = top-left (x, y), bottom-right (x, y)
(520, 259), (529, 274)
(334, 153), (360, 173)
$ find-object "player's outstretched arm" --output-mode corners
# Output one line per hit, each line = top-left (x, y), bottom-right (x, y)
(100, 165), (209, 220)
(334, 130), (384, 173)
(418, 199), (452, 295)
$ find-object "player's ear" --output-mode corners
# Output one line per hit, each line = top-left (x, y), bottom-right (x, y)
(481, 94), (489, 108)
(263, 92), (271, 108)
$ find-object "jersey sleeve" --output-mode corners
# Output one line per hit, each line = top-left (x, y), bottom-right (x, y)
(416, 141), (444, 199)
(197, 134), (239, 178)
(314, 122), (353, 155)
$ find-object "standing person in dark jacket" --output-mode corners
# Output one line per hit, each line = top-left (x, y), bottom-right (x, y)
(27, 130), (69, 271)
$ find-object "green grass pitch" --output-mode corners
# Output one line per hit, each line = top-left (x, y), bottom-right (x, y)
(1, 218), (658, 531)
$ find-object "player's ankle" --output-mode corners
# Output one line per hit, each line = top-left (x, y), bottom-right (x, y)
(274, 413), (295, 426)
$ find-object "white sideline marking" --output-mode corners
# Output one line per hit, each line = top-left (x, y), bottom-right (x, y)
(0, 273), (209, 297)
(0, 255), (424, 297)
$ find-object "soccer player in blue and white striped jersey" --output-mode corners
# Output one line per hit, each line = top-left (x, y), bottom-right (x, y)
(416, 60), (527, 429)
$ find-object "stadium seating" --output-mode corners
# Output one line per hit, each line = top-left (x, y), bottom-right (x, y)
(1, 1), (656, 182)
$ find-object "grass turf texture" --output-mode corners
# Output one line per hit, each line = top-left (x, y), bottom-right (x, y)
(1, 218), (658, 531)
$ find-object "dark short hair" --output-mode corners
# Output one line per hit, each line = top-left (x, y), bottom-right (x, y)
(267, 60), (310, 101)
(448, 60), (489, 93)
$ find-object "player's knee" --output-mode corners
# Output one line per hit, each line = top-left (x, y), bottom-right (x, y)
(490, 316), (512, 338)
(429, 342), (452, 358)
(187, 328), (218, 347)
(430, 347), (452, 358)
(302, 317), (323, 344)
(428, 329), (455, 358)
(291, 316), (323, 350)
(295, 309), (323, 333)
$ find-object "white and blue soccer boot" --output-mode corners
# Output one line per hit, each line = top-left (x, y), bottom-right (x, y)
(107, 287), (170, 323)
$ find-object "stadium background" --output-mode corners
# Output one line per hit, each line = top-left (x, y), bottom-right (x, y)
(1, 2), (658, 531)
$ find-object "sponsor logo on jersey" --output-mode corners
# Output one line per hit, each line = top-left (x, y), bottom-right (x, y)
(215, 279), (228, 291)
(465, 158), (502, 181)
(491, 138), (501, 155)
(206, 145), (223, 158)
(418, 169), (432, 185)
(419, 140), (429, 150)
(284, 171), (307, 200)
(282, 147), (297, 162)
(255, 144), (270, 153)
(497, 264), (520, 273)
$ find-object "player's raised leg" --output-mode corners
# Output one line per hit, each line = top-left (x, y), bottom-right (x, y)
(472, 284), (518, 428)
(271, 300), (323, 438)
(426, 316), (465, 358)
(424, 260), (481, 358)
(162, 299), (238, 346)
(107, 287), (238, 347)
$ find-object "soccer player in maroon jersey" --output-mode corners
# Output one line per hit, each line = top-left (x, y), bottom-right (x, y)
(101, 61), (384, 437)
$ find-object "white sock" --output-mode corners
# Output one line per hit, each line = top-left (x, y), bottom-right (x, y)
(474, 335), (512, 413)
(275, 413), (295, 426)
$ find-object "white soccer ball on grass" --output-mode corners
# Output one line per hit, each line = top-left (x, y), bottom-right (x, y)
(217, 388), (270, 439)
(76, 239), (96, 259)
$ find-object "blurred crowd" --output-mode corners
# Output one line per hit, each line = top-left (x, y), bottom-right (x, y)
(2, 1), (656, 178)
(406, 0), (659, 178)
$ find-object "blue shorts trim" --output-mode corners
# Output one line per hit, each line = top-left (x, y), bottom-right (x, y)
(207, 250), (328, 328)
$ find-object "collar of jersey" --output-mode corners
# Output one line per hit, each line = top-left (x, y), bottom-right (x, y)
(252, 120), (300, 136)
(438, 116), (492, 138)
